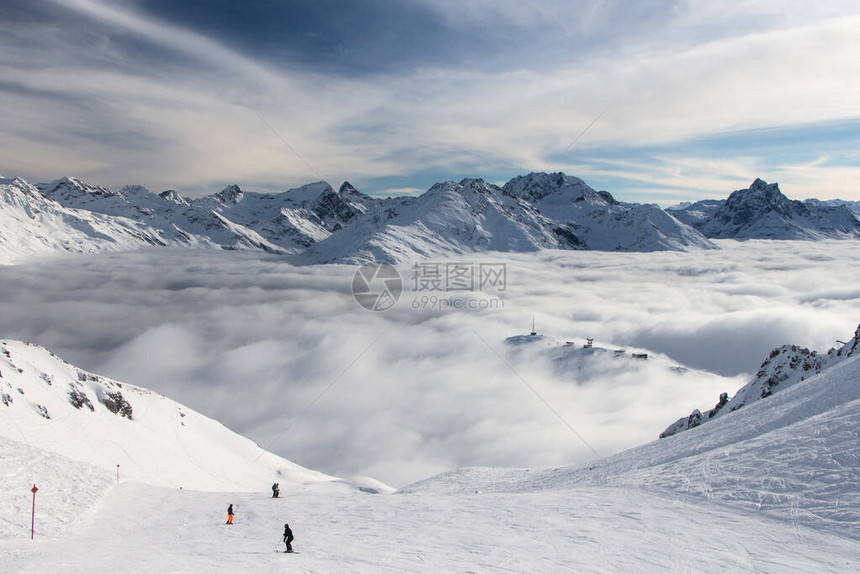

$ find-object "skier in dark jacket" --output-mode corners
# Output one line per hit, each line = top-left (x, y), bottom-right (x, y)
(226, 504), (234, 524)
(282, 523), (294, 553)
(272, 483), (280, 498)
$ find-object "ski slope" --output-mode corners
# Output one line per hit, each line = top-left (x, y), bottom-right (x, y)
(2, 339), (859, 571)
(2, 479), (857, 573)
(0, 340), (335, 493)
(0, 339), (387, 543)
(406, 351), (860, 542)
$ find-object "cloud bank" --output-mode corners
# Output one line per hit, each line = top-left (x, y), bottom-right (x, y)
(1, 241), (859, 486)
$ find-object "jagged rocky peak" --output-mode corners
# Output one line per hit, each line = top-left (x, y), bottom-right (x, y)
(338, 181), (365, 198)
(750, 177), (773, 190)
(216, 184), (244, 204)
(459, 177), (490, 189)
(671, 177), (860, 240)
(837, 323), (860, 359)
(450, 178), (500, 199)
(503, 172), (614, 205)
(159, 189), (186, 204)
(1, 177), (42, 198)
(660, 323), (860, 438)
(722, 178), (803, 217)
(314, 184), (366, 223)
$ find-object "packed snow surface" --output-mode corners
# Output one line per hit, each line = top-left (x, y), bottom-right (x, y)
(2, 337), (859, 571)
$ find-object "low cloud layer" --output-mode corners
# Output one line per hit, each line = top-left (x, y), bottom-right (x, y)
(1, 241), (859, 486)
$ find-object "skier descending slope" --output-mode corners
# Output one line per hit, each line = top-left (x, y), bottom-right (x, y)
(282, 523), (294, 553)
(226, 504), (234, 525)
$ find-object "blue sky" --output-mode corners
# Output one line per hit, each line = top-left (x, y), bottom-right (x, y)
(1, 0), (859, 204)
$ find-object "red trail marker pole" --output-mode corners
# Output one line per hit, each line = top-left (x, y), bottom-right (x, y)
(116, 464), (120, 486)
(30, 484), (38, 540)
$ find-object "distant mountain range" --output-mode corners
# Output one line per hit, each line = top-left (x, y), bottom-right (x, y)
(301, 173), (715, 263)
(2, 174), (858, 264)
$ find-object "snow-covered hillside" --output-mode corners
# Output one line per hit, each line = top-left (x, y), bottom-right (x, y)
(0, 177), (169, 263)
(406, 338), (860, 543)
(670, 178), (860, 239)
(503, 172), (715, 252)
(0, 339), (340, 492)
(661, 323), (860, 437)
(187, 181), (375, 250)
(0, 338), (401, 543)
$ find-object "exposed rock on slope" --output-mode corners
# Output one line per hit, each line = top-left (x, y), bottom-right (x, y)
(660, 324), (860, 438)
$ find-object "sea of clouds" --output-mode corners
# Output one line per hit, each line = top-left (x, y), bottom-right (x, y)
(1, 239), (859, 487)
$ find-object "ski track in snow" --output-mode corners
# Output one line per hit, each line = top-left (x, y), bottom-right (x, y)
(2, 483), (858, 573)
(0, 439), (113, 539)
(402, 355), (860, 546)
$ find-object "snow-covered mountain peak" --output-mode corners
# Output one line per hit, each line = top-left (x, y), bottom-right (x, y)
(749, 177), (774, 192)
(1, 177), (44, 202)
(424, 179), (459, 194)
(672, 177), (860, 240)
(0, 176), (183, 263)
(338, 180), (364, 198)
(158, 189), (188, 205)
(723, 178), (799, 216)
(215, 183), (244, 205)
(119, 184), (152, 196)
(425, 178), (500, 204)
(38, 176), (117, 203)
(503, 171), (611, 205)
(38, 177), (179, 222)
(457, 177), (491, 190)
(261, 181), (341, 206)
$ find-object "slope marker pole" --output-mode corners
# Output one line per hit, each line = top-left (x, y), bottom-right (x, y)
(30, 484), (38, 540)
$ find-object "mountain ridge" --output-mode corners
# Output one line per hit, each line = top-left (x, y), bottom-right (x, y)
(5, 173), (859, 265)
(660, 323), (860, 438)
(670, 178), (860, 239)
